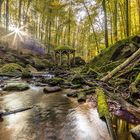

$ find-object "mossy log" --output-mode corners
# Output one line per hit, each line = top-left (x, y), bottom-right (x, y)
(77, 92), (86, 102)
(96, 87), (109, 118)
(0, 106), (33, 116)
(96, 87), (117, 140)
(101, 48), (140, 82)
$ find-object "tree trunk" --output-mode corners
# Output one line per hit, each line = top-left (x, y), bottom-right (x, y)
(114, 0), (118, 41)
(6, 0), (9, 31)
(126, 0), (129, 37)
(18, 0), (22, 27)
(0, 0), (4, 23)
(102, 0), (109, 48)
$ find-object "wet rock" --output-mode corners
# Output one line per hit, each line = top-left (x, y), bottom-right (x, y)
(43, 86), (62, 93)
(130, 125), (140, 140)
(3, 83), (30, 91)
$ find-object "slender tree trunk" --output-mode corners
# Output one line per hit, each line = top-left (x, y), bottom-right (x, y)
(126, 0), (129, 37)
(137, 0), (140, 33)
(0, 0), (4, 23)
(68, 2), (71, 46)
(18, 0), (22, 27)
(102, 0), (109, 48)
(24, 0), (32, 25)
(114, 0), (118, 41)
(6, 0), (9, 31)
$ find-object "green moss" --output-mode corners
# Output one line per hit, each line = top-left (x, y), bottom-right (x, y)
(0, 63), (24, 73)
(96, 87), (109, 118)
(3, 83), (30, 91)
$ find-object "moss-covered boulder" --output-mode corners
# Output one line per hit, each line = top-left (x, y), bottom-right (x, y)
(0, 63), (24, 75)
(3, 83), (30, 91)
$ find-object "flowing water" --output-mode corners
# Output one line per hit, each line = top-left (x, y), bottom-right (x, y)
(0, 85), (135, 140)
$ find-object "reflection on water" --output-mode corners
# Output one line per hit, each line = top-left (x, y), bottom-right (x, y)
(0, 87), (136, 140)
(112, 116), (135, 140)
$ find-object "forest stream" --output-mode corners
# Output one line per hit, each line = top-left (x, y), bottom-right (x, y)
(0, 78), (135, 140)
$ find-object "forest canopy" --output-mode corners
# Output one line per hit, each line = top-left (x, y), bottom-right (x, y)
(0, 0), (139, 60)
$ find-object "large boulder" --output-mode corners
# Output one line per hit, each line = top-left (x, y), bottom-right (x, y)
(130, 125), (140, 140)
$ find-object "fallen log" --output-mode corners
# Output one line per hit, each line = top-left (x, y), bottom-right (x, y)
(96, 87), (117, 140)
(101, 48), (140, 82)
(0, 106), (33, 116)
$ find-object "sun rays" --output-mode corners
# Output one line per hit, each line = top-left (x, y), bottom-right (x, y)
(2, 25), (28, 47)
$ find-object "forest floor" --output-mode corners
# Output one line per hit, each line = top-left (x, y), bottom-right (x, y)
(0, 36), (140, 139)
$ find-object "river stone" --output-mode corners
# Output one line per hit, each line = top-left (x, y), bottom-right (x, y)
(3, 83), (30, 91)
(130, 125), (140, 140)
(43, 86), (62, 93)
